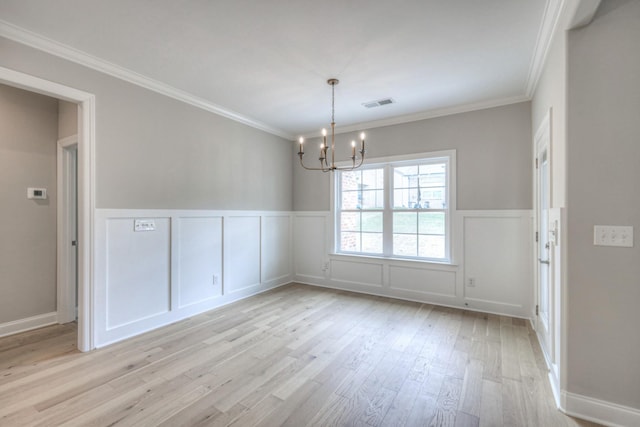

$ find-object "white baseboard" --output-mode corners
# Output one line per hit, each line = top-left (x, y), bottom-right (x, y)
(0, 312), (58, 338)
(563, 391), (640, 427)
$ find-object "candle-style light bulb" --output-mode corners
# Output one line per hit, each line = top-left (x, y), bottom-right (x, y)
(360, 132), (365, 141)
(360, 132), (366, 153)
(298, 137), (304, 154)
(351, 140), (356, 158)
(322, 129), (327, 137)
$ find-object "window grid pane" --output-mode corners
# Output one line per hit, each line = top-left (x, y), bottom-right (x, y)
(419, 235), (445, 259)
(341, 232), (361, 252)
(418, 212), (445, 235)
(362, 233), (383, 254)
(339, 167), (384, 255)
(341, 212), (360, 232)
(337, 157), (450, 261)
(393, 234), (418, 257)
(393, 162), (447, 209)
(361, 212), (383, 232)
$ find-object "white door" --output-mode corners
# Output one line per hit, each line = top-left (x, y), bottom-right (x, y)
(57, 138), (78, 324)
(535, 119), (553, 361)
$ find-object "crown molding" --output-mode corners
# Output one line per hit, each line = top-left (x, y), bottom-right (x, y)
(302, 94), (530, 138)
(1, 16), (556, 143)
(0, 20), (293, 140)
(568, 0), (601, 29)
(525, 0), (565, 97)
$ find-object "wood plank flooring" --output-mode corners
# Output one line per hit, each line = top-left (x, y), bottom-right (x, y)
(0, 284), (601, 426)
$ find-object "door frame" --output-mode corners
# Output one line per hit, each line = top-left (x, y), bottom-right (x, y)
(533, 108), (565, 406)
(534, 111), (553, 360)
(57, 135), (78, 324)
(0, 66), (96, 352)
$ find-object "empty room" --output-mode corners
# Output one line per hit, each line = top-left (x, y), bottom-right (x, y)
(0, 0), (638, 426)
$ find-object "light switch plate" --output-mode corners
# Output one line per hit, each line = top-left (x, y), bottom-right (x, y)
(134, 219), (156, 232)
(594, 225), (633, 247)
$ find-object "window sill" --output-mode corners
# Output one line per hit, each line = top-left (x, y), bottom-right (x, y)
(328, 252), (458, 269)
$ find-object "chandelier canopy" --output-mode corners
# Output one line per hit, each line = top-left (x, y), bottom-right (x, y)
(298, 79), (366, 172)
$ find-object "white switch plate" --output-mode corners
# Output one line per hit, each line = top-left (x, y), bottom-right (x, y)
(594, 225), (633, 247)
(134, 219), (156, 232)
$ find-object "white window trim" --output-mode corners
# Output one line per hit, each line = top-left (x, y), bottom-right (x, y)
(330, 149), (456, 264)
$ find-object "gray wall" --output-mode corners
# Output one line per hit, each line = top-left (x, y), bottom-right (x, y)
(294, 102), (533, 211)
(0, 84), (58, 323)
(58, 100), (77, 139)
(531, 26), (567, 209)
(0, 37), (293, 211)
(566, 0), (640, 409)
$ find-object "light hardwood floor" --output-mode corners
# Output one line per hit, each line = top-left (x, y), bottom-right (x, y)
(0, 283), (600, 426)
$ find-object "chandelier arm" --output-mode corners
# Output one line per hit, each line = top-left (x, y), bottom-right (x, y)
(334, 154), (366, 171)
(297, 78), (366, 173)
(299, 156), (329, 171)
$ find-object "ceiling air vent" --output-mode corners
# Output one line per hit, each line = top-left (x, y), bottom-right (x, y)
(362, 98), (395, 108)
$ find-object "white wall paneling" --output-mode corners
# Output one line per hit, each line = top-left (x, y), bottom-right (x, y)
(224, 216), (261, 294)
(261, 215), (292, 284)
(106, 217), (171, 329)
(94, 208), (530, 346)
(176, 216), (223, 308)
(331, 258), (384, 288)
(389, 265), (457, 299)
(94, 209), (293, 347)
(293, 213), (328, 283)
(293, 210), (532, 317)
(460, 211), (533, 317)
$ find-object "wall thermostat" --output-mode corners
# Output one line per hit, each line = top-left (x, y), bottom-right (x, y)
(27, 187), (47, 200)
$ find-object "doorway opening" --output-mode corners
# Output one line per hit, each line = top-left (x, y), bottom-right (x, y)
(0, 66), (95, 352)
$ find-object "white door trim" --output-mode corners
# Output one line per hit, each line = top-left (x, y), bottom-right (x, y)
(57, 135), (78, 324)
(0, 66), (96, 352)
(533, 108), (562, 403)
(535, 111), (553, 354)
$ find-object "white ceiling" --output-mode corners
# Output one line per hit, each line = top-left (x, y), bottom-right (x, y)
(0, 0), (551, 139)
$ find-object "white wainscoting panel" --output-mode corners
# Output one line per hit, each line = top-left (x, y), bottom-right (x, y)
(331, 258), (383, 287)
(106, 217), (171, 329)
(460, 211), (533, 317)
(94, 209), (293, 348)
(389, 265), (457, 298)
(225, 216), (261, 293)
(293, 214), (327, 281)
(261, 215), (291, 284)
(293, 210), (532, 318)
(177, 216), (223, 308)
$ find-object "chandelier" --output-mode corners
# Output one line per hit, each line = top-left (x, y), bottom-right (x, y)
(297, 79), (366, 172)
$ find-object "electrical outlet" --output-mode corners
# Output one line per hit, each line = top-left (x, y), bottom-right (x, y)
(467, 277), (475, 287)
(213, 275), (219, 285)
(594, 225), (634, 247)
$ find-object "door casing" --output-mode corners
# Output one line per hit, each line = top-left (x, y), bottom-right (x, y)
(0, 66), (96, 352)
(57, 135), (78, 324)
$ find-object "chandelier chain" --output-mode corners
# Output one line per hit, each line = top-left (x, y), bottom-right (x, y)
(331, 82), (335, 124)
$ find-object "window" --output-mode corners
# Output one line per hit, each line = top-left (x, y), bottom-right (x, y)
(335, 150), (454, 262)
